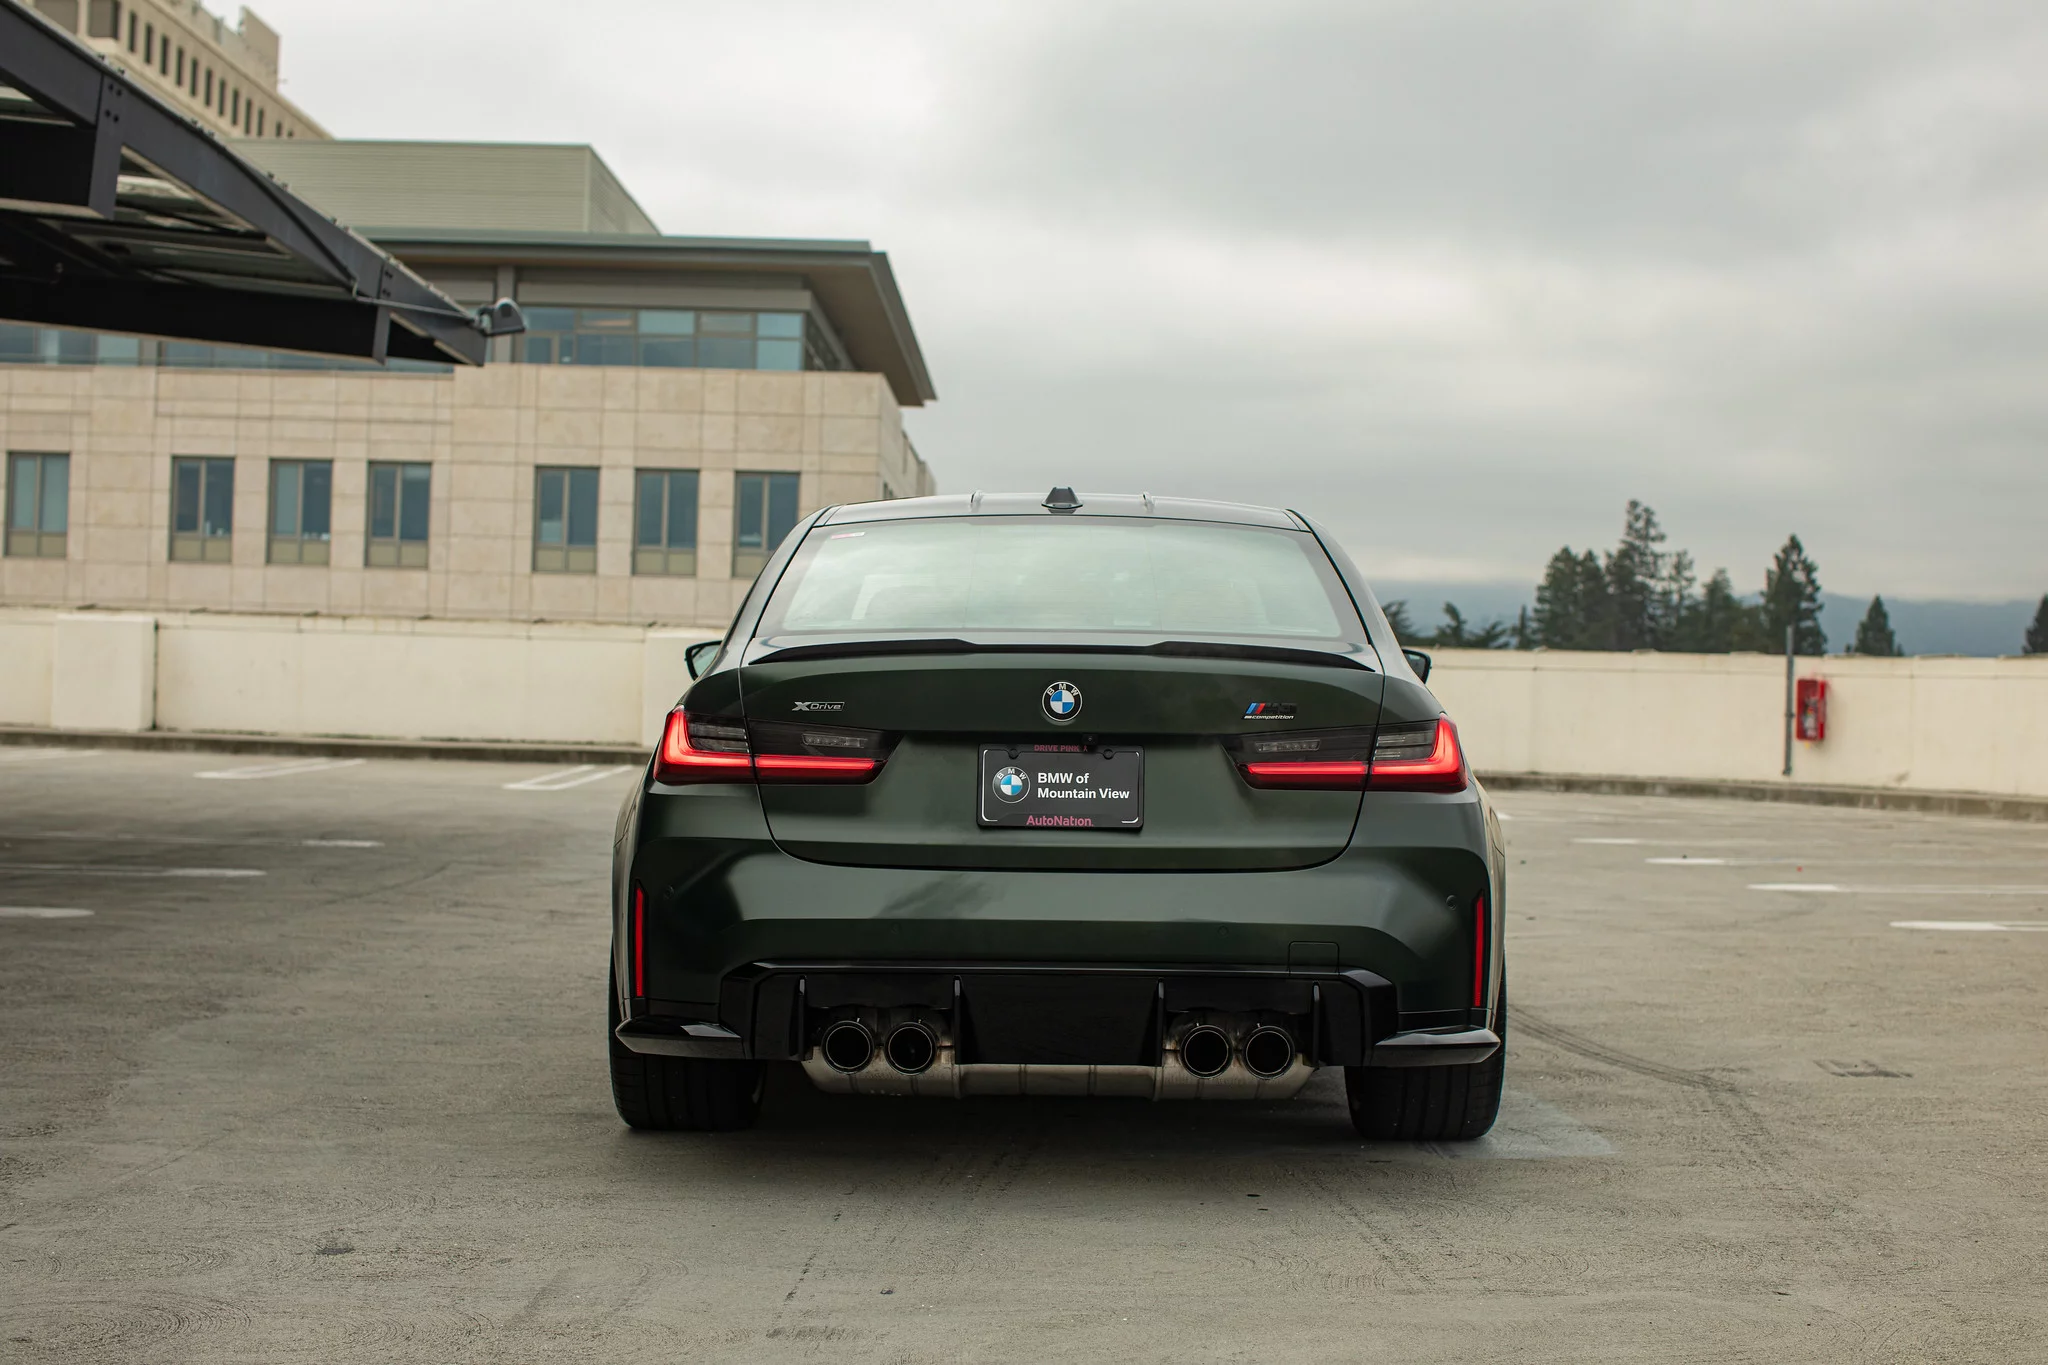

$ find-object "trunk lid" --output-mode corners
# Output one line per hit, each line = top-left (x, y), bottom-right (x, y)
(739, 646), (1384, 871)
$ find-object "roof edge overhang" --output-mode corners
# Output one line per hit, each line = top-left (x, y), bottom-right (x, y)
(366, 228), (937, 405)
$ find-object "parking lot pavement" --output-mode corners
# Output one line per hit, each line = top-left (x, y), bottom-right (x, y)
(1, 749), (2043, 1363)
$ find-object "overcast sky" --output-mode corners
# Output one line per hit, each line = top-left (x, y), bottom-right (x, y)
(257, 0), (2048, 599)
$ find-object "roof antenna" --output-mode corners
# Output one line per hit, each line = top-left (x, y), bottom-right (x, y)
(970, 489), (984, 511)
(1140, 491), (1154, 513)
(1043, 485), (1082, 512)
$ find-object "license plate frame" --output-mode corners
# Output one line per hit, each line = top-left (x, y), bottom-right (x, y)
(977, 744), (1144, 830)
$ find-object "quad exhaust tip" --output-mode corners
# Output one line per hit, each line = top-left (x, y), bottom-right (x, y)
(1178, 1024), (1233, 1078)
(1240, 1025), (1295, 1079)
(884, 1021), (939, 1075)
(821, 1020), (876, 1073)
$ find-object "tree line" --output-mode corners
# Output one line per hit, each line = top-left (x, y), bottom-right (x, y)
(1389, 500), (2048, 658)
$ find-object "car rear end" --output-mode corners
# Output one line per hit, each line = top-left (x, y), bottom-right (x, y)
(608, 493), (1506, 1138)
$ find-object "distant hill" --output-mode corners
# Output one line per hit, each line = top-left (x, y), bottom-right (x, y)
(1369, 580), (2040, 657)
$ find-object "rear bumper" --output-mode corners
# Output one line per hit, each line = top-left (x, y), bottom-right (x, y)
(614, 961), (1500, 1069)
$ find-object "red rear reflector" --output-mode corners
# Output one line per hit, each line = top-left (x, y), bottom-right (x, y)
(632, 883), (646, 998)
(1472, 892), (1487, 1009)
(1368, 717), (1468, 793)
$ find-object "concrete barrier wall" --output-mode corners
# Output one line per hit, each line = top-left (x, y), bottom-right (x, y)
(1426, 648), (2048, 798)
(5, 608), (2046, 794)
(3, 608), (716, 748)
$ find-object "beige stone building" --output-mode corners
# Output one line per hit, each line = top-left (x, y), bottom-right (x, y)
(27, 0), (324, 141)
(1, 134), (937, 631)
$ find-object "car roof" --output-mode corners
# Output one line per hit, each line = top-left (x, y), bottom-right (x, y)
(818, 491), (1307, 530)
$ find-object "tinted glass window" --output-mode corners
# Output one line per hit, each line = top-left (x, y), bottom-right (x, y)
(759, 518), (1358, 640)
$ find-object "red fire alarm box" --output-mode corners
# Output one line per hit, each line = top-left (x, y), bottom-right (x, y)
(1795, 678), (1827, 742)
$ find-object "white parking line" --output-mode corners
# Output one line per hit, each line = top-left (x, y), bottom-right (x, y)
(7, 830), (380, 849)
(502, 765), (635, 792)
(1573, 837), (1642, 845)
(1752, 883), (2048, 896)
(1646, 856), (1728, 865)
(1892, 920), (2048, 932)
(0, 748), (97, 764)
(0, 863), (264, 878)
(0, 906), (94, 918)
(195, 758), (368, 780)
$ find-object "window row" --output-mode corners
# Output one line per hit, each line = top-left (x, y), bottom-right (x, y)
(514, 308), (847, 373)
(85, 0), (296, 138)
(4, 453), (802, 578)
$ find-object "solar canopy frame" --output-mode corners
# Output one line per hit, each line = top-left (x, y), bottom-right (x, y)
(0, 0), (487, 366)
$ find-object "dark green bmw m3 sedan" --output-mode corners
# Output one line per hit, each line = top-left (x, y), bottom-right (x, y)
(607, 488), (1507, 1141)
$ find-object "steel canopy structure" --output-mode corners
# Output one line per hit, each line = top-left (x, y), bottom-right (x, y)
(0, 0), (490, 366)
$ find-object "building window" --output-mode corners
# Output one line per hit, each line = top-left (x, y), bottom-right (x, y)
(633, 469), (698, 576)
(87, 0), (119, 39)
(126, 9), (135, 48)
(203, 68), (211, 103)
(5, 453), (69, 559)
(514, 308), (835, 372)
(366, 461), (430, 568)
(170, 456), (233, 562)
(733, 472), (799, 579)
(533, 466), (598, 574)
(143, 21), (152, 61)
(267, 460), (331, 564)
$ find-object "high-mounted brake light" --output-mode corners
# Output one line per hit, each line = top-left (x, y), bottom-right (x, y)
(1368, 718), (1468, 793)
(653, 711), (889, 785)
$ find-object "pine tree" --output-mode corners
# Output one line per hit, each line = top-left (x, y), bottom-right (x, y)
(1760, 535), (1826, 655)
(1673, 568), (1765, 652)
(1381, 599), (1416, 643)
(1512, 605), (1535, 650)
(1851, 596), (1903, 656)
(2026, 595), (2048, 654)
(1427, 603), (1509, 649)
(1533, 547), (1610, 649)
(1605, 501), (1668, 650)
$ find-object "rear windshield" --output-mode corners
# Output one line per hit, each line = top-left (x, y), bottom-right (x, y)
(757, 516), (1361, 640)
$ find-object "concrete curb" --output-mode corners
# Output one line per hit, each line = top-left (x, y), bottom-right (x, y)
(1478, 771), (2048, 822)
(0, 725), (646, 767)
(5, 726), (2042, 821)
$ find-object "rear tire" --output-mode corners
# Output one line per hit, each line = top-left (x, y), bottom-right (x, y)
(608, 964), (762, 1132)
(1346, 981), (1506, 1142)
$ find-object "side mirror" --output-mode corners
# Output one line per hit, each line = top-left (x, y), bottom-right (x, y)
(684, 639), (722, 680)
(1402, 648), (1432, 683)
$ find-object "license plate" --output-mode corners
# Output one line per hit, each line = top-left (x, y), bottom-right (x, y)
(978, 745), (1144, 830)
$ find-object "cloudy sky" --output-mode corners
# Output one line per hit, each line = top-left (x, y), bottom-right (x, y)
(257, 0), (2048, 599)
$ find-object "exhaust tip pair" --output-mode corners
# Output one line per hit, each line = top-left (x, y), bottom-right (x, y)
(821, 1019), (939, 1076)
(1178, 1023), (1295, 1080)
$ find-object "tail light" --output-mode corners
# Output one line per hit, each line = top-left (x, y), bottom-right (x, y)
(1229, 717), (1467, 793)
(653, 710), (891, 785)
(1368, 718), (1468, 793)
(1230, 727), (1374, 789)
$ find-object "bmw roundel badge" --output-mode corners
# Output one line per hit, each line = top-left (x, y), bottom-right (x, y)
(1042, 680), (1082, 723)
(993, 765), (1029, 802)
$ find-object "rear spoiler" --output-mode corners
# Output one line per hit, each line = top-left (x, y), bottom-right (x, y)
(746, 637), (1377, 671)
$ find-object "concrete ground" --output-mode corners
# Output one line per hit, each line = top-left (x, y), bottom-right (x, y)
(0, 748), (2042, 1364)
